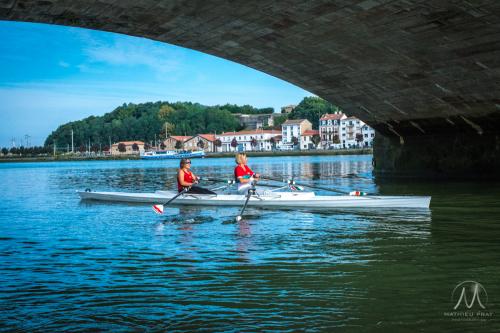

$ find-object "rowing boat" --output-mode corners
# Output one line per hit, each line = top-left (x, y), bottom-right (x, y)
(77, 190), (431, 209)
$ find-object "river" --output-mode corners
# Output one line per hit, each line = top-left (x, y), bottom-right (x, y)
(1, 155), (499, 332)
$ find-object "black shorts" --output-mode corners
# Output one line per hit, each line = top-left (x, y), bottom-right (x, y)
(184, 186), (216, 195)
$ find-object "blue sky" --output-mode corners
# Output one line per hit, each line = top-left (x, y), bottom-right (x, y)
(0, 21), (311, 147)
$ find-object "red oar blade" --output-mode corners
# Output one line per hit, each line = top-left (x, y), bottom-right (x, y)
(152, 204), (164, 215)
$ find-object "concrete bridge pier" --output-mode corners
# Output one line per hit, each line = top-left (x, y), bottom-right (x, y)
(373, 123), (500, 179)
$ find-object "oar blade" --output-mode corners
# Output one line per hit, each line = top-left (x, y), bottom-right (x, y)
(152, 204), (164, 215)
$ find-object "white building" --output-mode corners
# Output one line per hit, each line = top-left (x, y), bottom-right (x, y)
(319, 113), (375, 149)
(216, 130), (281, 152)
(319, 113), (346, 149)
(301, 130), (320, 150)
(280, 119), (312, 150)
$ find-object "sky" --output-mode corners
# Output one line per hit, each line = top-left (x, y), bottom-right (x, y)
(0, 21), (311, 147)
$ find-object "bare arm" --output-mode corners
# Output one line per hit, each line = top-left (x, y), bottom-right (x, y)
(178, 170), (194, 187)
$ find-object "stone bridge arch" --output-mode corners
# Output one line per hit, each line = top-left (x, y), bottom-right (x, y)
(1, 0), (499, 178)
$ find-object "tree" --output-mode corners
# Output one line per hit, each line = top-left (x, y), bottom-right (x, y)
(269, 137), (277, 150)
(1, 148), (8, 155)
(291, 136), (299, 146)
(214, 139), (222, 147)
(132, 143), (139, 151)
(118, 143), (126, 153)
(79, 144), (86, 153)
(333, 135), (340, 144)
(272, 114), (288, 129)
(103, 145), (110, 152)
(356, 133), (364, 145)
(175, 140), (183, 150)
(311, 134), (321, 148)
(250, 137), (257, 150)
(288, 97), (340, 128)
(90, 144), (99, 153)
(197, 140), (205, 149)
(160, 142), (166, 150)
(231, 138), (238, 151)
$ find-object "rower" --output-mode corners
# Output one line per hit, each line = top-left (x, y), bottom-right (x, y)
(234, 153), (260, 194)
(177, 158), (215, 194)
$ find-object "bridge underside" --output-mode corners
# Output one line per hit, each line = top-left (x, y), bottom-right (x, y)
(1, 0), (499, 178)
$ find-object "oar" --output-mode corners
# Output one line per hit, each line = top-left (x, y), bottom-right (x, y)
(261, 176), (367, 196)
(236, 186), (253, 222)
(152, 187), (189, 215)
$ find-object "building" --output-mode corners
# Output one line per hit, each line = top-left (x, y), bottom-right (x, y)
(280, 119), (312, 150)
(319, 113), (346, 149)
(319, 113), (375, 149)
(234, 113), (280, 130)
(301, 129), (320, 150)
(217, 129), (281, 152)
(110, 141), (144, 155)
(281, 104), (296, 114)
(163, 136), (192, 150)
(184, 134), (217, 152)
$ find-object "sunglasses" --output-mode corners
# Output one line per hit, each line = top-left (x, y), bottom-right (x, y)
(185, 161), (191, 164)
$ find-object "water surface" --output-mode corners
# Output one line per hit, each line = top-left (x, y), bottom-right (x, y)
(1, 155), (499, 332)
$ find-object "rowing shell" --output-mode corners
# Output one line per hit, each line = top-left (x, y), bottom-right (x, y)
(78, 190), (431, 209)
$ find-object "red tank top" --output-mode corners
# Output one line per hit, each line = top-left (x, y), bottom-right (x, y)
(178, 169), (194, 192)
(234, 164), (253, 182)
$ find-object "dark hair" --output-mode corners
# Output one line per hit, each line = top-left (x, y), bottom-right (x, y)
(180, 158), (190, 168)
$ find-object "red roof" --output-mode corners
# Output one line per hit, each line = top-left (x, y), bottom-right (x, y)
(218, 130), (281, 136)
(303, 130), (319, 136)
(320, 113), (345, 121)
(169, 136), (192, 142)
(197, 134), (216, 142)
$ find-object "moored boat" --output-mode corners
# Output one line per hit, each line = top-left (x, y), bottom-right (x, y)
(78, 190), (431, 209)
(141, 150), (205, 159)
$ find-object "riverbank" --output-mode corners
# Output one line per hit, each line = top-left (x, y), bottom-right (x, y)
(206, 148), (372, 158)
(0, 148), (372, 163)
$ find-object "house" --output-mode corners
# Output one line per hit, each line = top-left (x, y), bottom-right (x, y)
(184, 134), (217, 152)
(319, 113), (375, 149)
(301, 129), (320, 150)
(319, 113), (346, 149)
(234, 113), (279, 130)
(216, 129), (281, 152)
(163, 136), (192, 150)
(281, 104), (297, 114)
(280, 119), (312, 150)
(110, 141), (144, 155)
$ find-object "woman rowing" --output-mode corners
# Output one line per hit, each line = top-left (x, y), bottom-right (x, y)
(177, 158), (215, 194)
(234, 153), (260, 193)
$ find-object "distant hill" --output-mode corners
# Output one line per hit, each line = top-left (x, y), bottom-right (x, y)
(44, 101), (273, 148)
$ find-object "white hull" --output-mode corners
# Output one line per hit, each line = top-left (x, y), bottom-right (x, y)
(78, 190), (431, 209)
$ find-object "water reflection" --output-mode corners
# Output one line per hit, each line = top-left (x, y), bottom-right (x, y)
(2, 156), (500, 332)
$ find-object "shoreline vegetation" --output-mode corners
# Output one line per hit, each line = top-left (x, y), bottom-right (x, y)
(0, 148), (372, 163)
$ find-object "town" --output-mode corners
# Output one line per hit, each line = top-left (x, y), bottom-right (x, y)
(110, 109), (375, 156)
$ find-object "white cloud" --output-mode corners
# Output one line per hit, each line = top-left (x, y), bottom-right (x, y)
(58, 61), (70, 68)
(83, 36), (183, 74)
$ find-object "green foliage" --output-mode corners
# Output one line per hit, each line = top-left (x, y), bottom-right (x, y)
(217, 103), (273, 115)
(311, 134), (321, 146)
(44, 101), (251, 148)
(2, 146), (50, 156)
(288, 97), (341, 128)
(117, 143), (126, 152)
(272, 114), (288, 129)
(175, 141), (183, 150)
